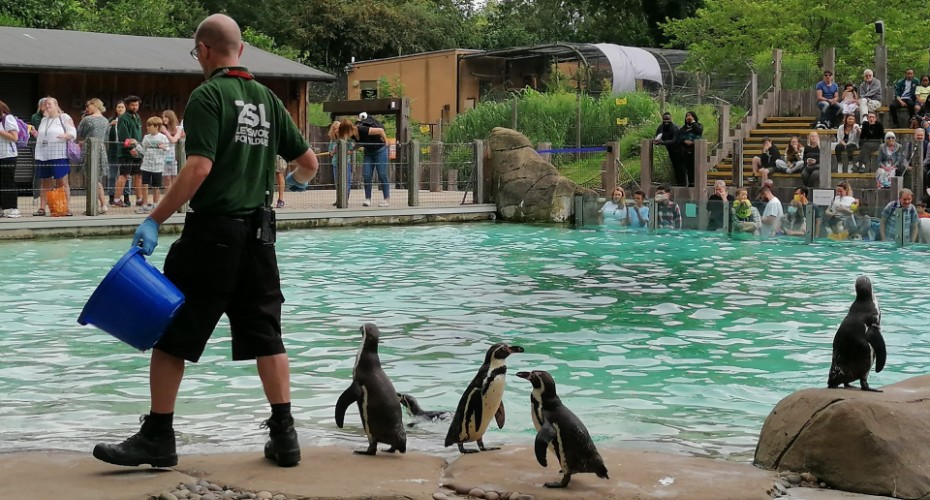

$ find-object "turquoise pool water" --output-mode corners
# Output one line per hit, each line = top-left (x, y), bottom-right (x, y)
(1, 223), (929, 461)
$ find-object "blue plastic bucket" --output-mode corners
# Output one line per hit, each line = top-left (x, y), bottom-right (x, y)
(78, 247), (185, 351)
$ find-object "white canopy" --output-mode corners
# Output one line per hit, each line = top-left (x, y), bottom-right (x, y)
(594, 44), (663, 93)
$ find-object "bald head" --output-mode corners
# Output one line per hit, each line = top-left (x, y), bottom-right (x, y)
(195, 14), (242, 57)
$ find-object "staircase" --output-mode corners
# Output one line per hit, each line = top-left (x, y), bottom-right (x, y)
(710, 116), (913, 186)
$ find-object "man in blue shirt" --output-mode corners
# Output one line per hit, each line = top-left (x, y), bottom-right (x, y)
(815, 71), (840, 129)
(890, 69), (917, 128)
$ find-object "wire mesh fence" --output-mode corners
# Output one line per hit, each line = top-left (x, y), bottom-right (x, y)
(0, 138), (484, 220)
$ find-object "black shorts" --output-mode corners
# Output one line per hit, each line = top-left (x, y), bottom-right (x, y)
(141, 171), (163, 188)
(155, 212), (285, 362)
(118, 158), (142, 176)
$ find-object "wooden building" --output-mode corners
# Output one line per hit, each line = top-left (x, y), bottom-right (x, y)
(345, 44), (688, 127)
(0, 27), (334, 132)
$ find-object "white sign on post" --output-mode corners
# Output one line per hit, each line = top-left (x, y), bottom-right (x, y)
(812, 189), (834, 206)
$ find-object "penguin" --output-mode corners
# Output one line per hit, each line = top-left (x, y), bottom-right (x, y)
(397, 393), (452, 427)
(335, 323), (407, 455)
(828, 276), (887, 392)
(516, 370), (609, 488)
(444, 342), (524, 454)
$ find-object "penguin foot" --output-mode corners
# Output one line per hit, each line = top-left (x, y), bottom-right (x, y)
(476, 439), (499, 452)
(457, 443), (479, 454)
(354, 443), (378, 455)
(544, 476), (571, 488)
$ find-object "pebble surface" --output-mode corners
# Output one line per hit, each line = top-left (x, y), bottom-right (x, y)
(151, 480), (299, 500)
(436, 483), (533, 500)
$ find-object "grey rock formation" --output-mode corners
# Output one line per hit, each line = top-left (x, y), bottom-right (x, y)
(487, 128), (597, 223)
(754, 374), (930, 498)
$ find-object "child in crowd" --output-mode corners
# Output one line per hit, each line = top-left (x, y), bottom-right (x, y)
(731, 188), (761, 235)
(917, 201), (930, 219)
(840, 83), (859, 116)
(159, 110), (183, 191)
(134, 116), (168, 213)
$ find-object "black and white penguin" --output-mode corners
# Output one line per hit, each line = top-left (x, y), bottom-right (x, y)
(516, 370), (609, 488)
(828, 276), (887, 392)
(335, 323), (407, 454)
(397, 393), (452, 427)
(444, 342), (524, 453)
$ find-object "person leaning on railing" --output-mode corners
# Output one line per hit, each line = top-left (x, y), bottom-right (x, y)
(880, 188), (919, 242)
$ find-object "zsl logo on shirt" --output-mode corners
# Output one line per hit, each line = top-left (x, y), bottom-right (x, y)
(235, 100), (270, 146)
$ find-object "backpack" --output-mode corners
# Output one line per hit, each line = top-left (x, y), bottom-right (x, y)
(4, 114), (29, 149)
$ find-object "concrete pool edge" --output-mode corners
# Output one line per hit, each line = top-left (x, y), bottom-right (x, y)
(0, 446), (885, 499)
(0, 205), (499, 240)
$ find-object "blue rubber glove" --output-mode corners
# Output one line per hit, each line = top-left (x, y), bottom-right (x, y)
(132, 217), (160, 256)
(285, 171), (309, 192)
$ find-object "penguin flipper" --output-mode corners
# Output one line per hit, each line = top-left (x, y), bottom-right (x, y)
(867, 324), (887, 373)
(535, 423), (556, 467)
(335, 383), (361, 428)
(495, 402), (505, 429)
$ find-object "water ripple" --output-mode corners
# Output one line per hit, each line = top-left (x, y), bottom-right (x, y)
(0, 224), (927, 459)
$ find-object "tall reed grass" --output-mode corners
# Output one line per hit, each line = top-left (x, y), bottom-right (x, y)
(443, 89), (744, 185)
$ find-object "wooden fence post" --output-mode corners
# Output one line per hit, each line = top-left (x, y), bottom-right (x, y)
(819, 142), (832, 189)
(602, 141), (618, 193)
(408, 140), (419, 207)
(429, 140), (442, 192)
(732, 137), (744, 187)
(773, 49), (783, 116)
(823, 47), (836, 74)
(640, 139), (653, 191)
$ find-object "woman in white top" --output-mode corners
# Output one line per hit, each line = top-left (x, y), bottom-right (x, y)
(33, 97), (76, 216)
(600, 186), (629, 225)
(834, 114), (861, 173)
(824, 180), (858, 237)
(0, 99), (21, 217)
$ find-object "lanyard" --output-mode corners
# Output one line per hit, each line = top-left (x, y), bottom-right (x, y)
(221, 68), (254, 80)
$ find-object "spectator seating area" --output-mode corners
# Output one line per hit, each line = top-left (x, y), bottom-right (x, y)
(711, 114), (915, 187)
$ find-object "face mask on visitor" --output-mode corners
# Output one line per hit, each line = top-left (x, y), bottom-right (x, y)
(787, 206), (798, 215)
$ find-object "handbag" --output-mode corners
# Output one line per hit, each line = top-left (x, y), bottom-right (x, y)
(59, 116), (82, 163)
(47, 187), (69, 216)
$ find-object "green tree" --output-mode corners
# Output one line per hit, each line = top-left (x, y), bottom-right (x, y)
(663, 0), (930, 82)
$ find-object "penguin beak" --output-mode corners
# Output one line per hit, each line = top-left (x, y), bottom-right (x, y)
(515, 371), (530, 380)
(508, 345), (524, 354)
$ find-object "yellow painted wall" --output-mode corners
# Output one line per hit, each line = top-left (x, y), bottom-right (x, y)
(347, 50), (458, 124)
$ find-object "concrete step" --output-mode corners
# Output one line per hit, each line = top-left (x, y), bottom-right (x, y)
(764, 116), (817, 122)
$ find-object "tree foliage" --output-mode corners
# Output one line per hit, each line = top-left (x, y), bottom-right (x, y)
(663, 0), (930, 82)
(1, 0), (699, 75)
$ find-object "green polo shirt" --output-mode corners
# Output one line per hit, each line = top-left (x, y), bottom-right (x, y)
(184, 66), (309, 216)
(116, 111), (142, 159)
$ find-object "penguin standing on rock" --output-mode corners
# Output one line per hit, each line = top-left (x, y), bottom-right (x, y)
(445, 343), (524, 453)
(516, 370), (609, 488)
(335, 323), (407, 455)
(828, 276), (887, 392)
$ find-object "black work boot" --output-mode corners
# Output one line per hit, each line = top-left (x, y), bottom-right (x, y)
(92, 415), (177, 467)
(262, 416), (300, 467)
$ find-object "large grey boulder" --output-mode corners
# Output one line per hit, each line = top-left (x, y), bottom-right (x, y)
(754, 374), (930, 498)
(487, 127), (597, 223)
